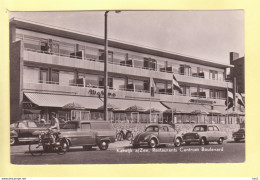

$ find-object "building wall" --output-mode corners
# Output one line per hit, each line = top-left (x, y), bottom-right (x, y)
(10, 41), (23, 121)
(230, 52), (245, 94)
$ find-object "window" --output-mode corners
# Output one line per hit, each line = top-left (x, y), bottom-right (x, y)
(51, 70), (59, 84)
(208, 126), (214, 131)
(179, 65), (191, 76)
(128, 79), (147, 92)
(28, 122), (37, 128)
(156, 82), (166, 93)
(85, 74), (99, 87)
(10, 123), (18, 128)
(160, 126), (169, 132)
(144, 58), (156, 70)
(99, 50), (113, 63)
(99, 77), (113, 88)
(18, 123), (26, 128)
(210, 70), (218, 80)
(213, 126), (219, 131)
(40, 68), (48, 83)
(145, 126), (159, 132)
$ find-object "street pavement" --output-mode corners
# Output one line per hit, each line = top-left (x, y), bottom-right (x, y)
(11, 140), (245, 164)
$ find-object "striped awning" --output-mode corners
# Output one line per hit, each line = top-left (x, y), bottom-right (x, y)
(24, 93), (103, 109)
(162, 102), (210, 114)
(104, 98), (168, 112)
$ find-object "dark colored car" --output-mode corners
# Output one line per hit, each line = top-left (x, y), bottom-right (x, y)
(182, 124), (228, 145)
(232, 128), (245, 142)
(10, 120), (46, 145)
(60, 120), (116, 150)
(131, 124), (182, 148)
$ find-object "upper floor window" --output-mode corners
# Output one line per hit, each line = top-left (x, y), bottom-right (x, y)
(209, 70), (218, 80)
(51, 70), (59, 84)
(179, 65), (191, 76)
(40, 68), (48, 83)
(144, 58), (156, 71)
(99, 50), (113, 63)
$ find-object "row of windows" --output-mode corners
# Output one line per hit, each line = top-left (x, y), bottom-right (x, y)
(18, 34), (226, 81)
(23, 66), (227, 99)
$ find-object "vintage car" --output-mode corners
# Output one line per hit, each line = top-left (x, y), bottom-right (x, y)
(10, 120), (46, 145)
(131, 124), (183, 148)
(182, 124), (228, 145)
(232, 128), (245, 142)
(60, 120), (116, 151)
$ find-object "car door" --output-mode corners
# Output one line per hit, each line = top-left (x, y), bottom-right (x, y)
(158, 126), (170, 144)
(75, 122), (96, 145)
(168, 126), (176, 143)
(17, 122), (28, 138)
(213, 126), (221, 140)
(207, 126), (214, 141)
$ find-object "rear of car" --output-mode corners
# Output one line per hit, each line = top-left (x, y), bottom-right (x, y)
(232, 128), (245, 142)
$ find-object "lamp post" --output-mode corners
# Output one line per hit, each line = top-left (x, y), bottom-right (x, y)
(104, 10), (120, 121)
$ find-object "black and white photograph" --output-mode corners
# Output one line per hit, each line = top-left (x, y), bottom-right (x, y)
(9, 10), (245, 164)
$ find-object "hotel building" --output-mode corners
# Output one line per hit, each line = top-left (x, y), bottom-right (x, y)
(9, 18), (244, 124)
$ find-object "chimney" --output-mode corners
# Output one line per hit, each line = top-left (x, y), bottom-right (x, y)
(230, 52), (239, 64)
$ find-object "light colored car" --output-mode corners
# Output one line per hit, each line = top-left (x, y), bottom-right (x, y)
(182, 125), (227, 145)
(60, 120), (116, 151)
(131, 124), (183, 148)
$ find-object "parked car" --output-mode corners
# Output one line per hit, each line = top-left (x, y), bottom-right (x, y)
(131, 124), (183, 148)
(60, 120), (116, 151)
(182, 124), (227, 145)
(232, 128), (245, 142)
(10, 120), (46, 145)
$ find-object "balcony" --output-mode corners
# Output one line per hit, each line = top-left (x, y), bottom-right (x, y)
(23, 49), (232, 89)
(22, 81), (227, 106)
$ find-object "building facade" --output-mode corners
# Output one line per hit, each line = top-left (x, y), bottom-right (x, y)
(10, 18), (243, 125)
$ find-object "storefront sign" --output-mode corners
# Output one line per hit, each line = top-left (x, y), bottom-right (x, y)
(190, 99), (216, 104)
(88, 89), (116, 97)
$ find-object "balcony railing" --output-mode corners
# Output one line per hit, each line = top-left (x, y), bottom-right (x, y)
(23, 80), (228, 101)
(23, 46), (230, 83)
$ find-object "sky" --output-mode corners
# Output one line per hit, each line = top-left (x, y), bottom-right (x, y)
(10, 10), (244, 64)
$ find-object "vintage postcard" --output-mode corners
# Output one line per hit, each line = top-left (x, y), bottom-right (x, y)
(9, 10), (245, 164)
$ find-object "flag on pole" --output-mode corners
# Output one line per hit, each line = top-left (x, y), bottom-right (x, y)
(150, 77), (156, 97)
(172, 74), (182, 93)
(225, 90), (234, 110)
(236, 93), (245, 107)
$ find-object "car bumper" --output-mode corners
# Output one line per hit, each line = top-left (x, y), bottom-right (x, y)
(131, 141), (149, 146)
(182, 138), (200, 143)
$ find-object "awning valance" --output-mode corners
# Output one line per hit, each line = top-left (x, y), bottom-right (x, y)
(24, 93), (103, 109)
(105, 98), (168, 112)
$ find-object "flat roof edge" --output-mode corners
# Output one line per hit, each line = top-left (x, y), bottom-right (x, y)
(10, 18), (233, 68)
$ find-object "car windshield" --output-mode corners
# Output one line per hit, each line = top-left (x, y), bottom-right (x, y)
(145, 126), (159, 132)
(193, 126), (207, 132)
(28, 121), (38, 128)
(62, 122), (78, 129)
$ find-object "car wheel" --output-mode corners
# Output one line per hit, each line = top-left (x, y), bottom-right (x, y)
(98, 141), (109, 150)
(218, 138), (224, 145)
(149, 138), (157, 148)
(83, 145), (92, 151)
(200, 137), (207, 145)
(10, 137), (17, 146)
(174, 137), (182, 147)
(57, 140), (69, 155)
